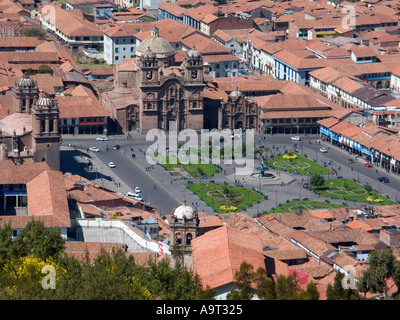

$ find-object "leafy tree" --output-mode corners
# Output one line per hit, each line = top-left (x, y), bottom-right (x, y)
(37, 65), (53, 75)
(365, 184), (373, 194)
(305, 282), (320, 300)
(357, 250), (400, 297)
(254, 267), (276, 300)
(326, 272), (360, 300)
(24, 27), (46, 40)
(310, 174), (325, 188)
(12, 220), (65, 261)
(0, 223), (13, 268)
(227, 261), (255, 300)
(275, 273), (301, 300)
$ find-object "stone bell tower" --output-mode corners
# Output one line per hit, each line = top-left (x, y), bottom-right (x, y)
(169, 202), (199, 253)
(12, 73), (39, 114)
(31, 93), (60, 171)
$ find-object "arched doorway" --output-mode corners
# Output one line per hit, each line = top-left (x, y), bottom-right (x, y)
(236, 120), (243, 129)
(128, 121), (137, 131)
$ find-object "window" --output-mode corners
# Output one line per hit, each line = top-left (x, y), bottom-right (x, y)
(115, 56), (119, 61)
(115, 48), (119, 53)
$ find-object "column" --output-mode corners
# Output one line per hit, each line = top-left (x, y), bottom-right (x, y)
(218, 106), (223, 130)
(45, 117), (50, 134)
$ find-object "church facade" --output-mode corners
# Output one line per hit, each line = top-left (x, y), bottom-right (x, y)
(104, 26), (260, 133)
(0, 74), (61, 171)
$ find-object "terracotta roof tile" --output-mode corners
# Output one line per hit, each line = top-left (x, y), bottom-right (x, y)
(192, 225), (265, 289)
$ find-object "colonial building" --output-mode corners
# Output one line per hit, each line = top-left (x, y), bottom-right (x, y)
(104, 26), (260, 133)
(0, 74), (61, 171)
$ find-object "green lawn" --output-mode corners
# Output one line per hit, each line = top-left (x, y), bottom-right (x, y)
(186, 183), (264, 213)
(265, 200), (348, 214)
(310, 179), (395, 205)
(267, 152), (333, 175)
(157, 155), (221, 179)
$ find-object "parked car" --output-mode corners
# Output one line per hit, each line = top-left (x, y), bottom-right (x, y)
(320, 148), (327, 153)
(113, 145), (120, 150)
(108, 162), (115, 168)
(364, 162), (372, 167)
(291, 136), (301, 141)
(96, 136), (108, 141)
(377, 177), (390, 183)
(89, 147), (100, 152)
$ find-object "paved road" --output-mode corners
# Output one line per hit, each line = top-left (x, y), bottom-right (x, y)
(60, 132), (400, 218)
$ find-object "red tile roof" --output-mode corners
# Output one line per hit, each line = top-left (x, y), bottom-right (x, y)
(192, 225), (265, 289)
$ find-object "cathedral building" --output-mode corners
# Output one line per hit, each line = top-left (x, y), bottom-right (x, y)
(0, 74), (61, 171)
(104, 26), (260, 133)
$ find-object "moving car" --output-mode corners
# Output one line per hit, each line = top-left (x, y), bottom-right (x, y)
(291, 136), (301, 141)
(320, 148), (327, 153)
(364, 162), (372, 167)
(89, 147), (100, 152)
(377, 177), (390, 183)
(108, 162), (115, 168)
(96, 136), (108, 141)
(347, 159), (354, 163)
(134, 186), (141, 193)
(113, 145), (120, 150)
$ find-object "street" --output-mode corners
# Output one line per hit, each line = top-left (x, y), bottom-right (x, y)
(60, 132), (400, 218)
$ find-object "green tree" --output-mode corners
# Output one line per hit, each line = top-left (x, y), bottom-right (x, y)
(310, 174), (325, 188)
(0, 223), (13, 268)
(227, 261), (255, 300)
(12, 220), (65, 261)
(326, 272), (359, 300)
(305, 282), (320, 300)
(254, 267), (276, 300)
(37, 65), (53, 75)
(275, 273), (301, 300)
(24, 27), (46, 40)
(365, 184), (373, 194)
(357, 250), (399, 297)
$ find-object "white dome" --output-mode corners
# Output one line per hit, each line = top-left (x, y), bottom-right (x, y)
(173, 205), (195, 220)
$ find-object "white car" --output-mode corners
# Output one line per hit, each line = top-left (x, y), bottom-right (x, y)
(89, 147), (100, 152)
(108, 162), (116, 168)
(127, 192), (143, 201)
(320, 148), (328, 153)
(96, 136), (108, 141)
(134, 186), (141, 193)
(291, 136), (301, 141)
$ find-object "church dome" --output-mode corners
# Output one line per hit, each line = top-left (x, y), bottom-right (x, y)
(186, 47), (201, 60)
(229, 86), (242, 100)
(173, 204), (195, 220)
(16, 73), (36, 88)
(36, 93), (55, 109)
(136, 26), (175, 59)
(142, 46), (156, 60)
